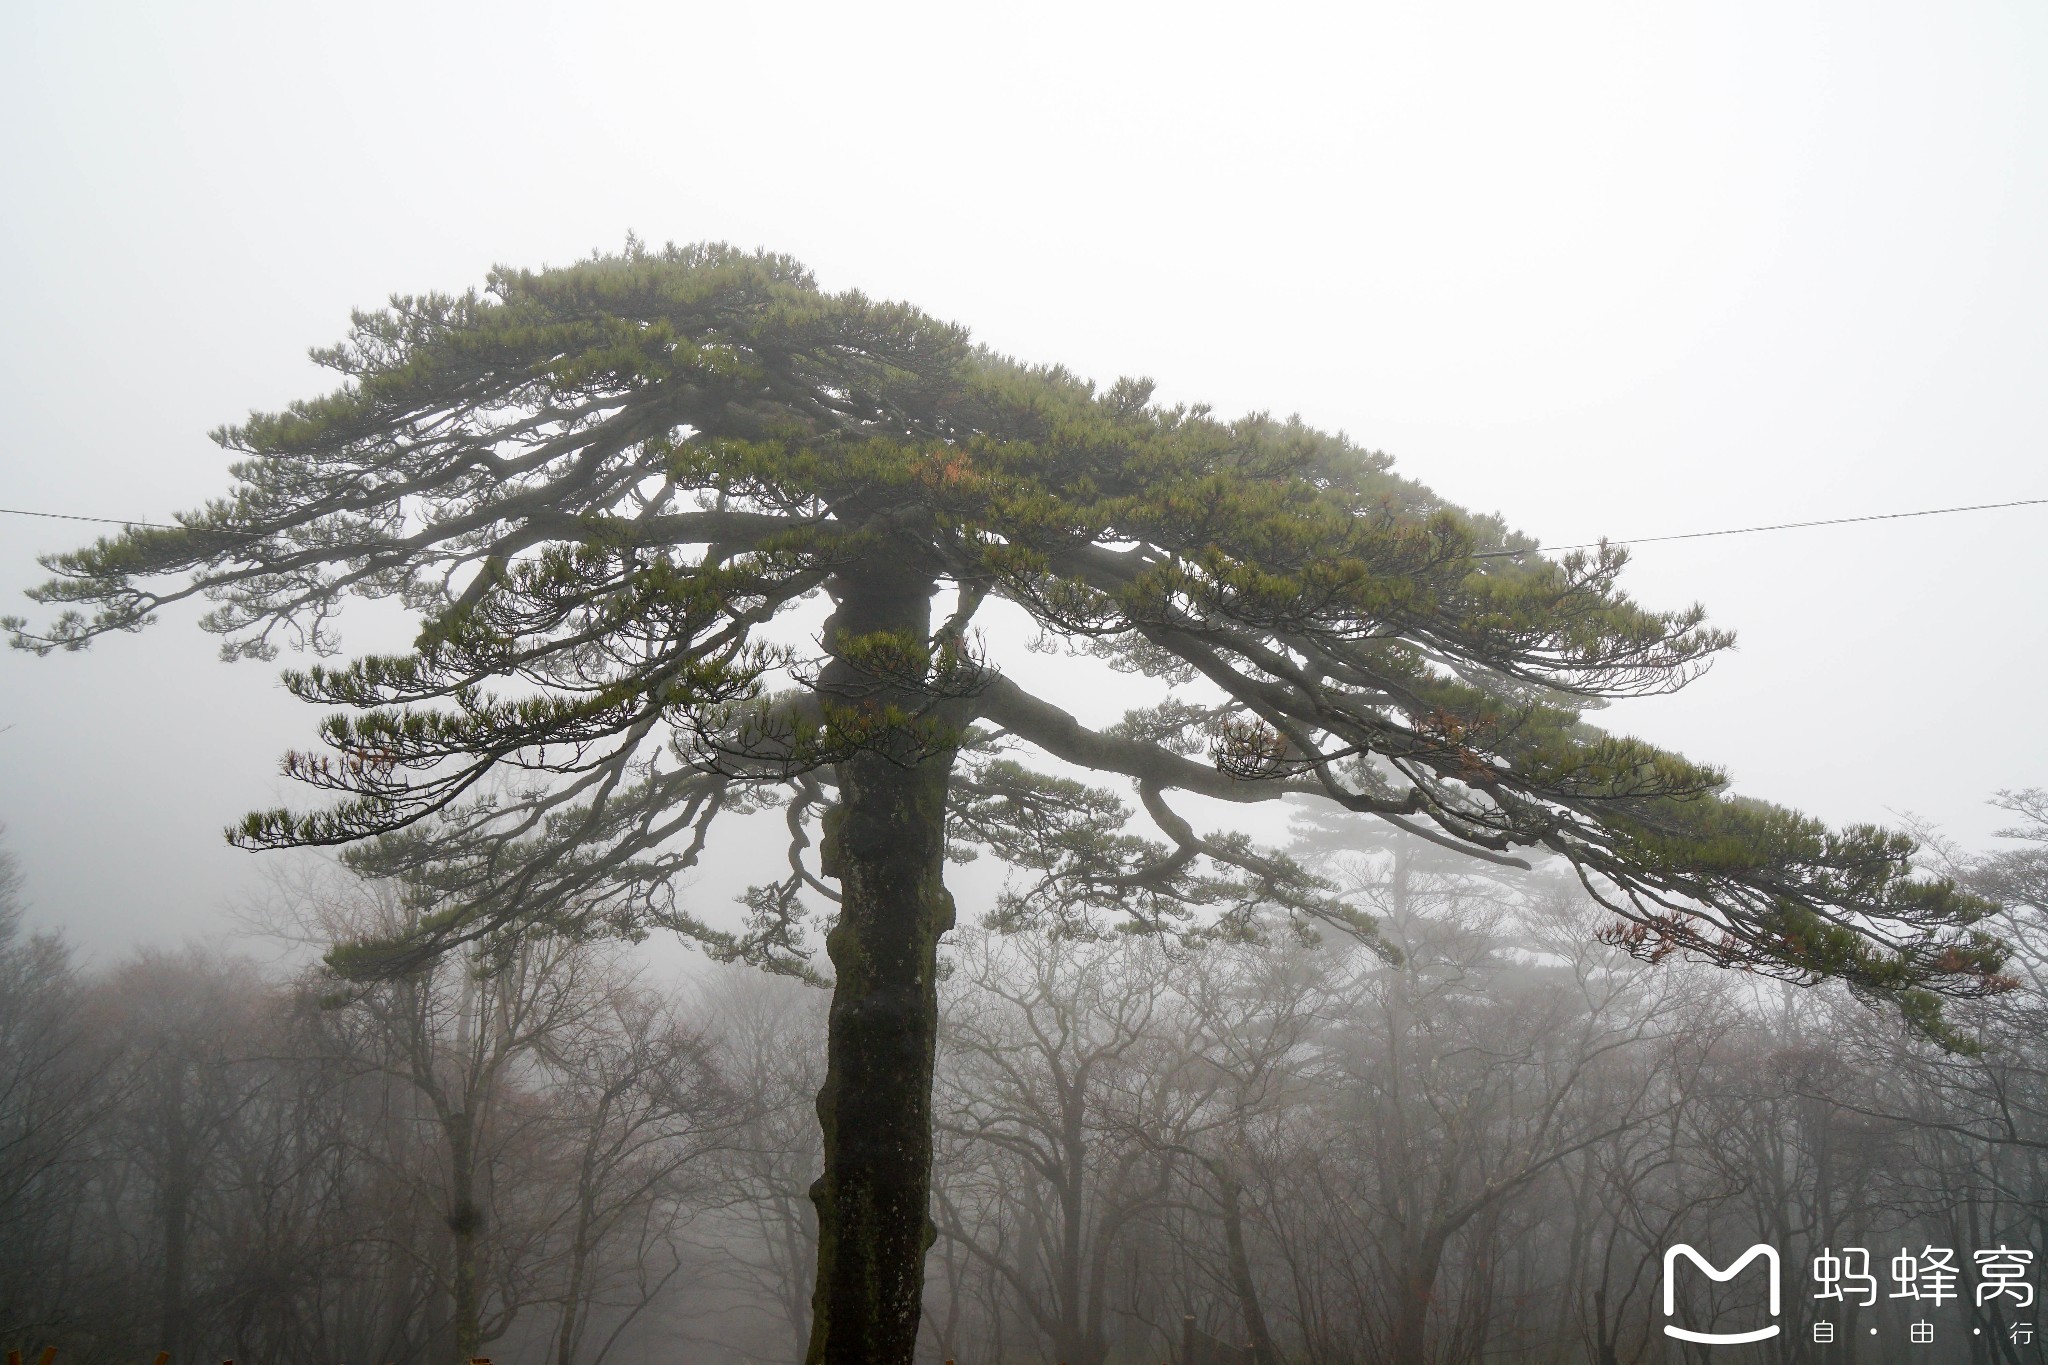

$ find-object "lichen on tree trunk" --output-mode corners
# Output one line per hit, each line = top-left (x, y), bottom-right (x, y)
(805, 567), (958, 1365)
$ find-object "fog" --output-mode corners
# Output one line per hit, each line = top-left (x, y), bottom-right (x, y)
(4, 3), (2045, 950)
(8, 814), (2048, 1364)
(3, 5), (2047, 1364)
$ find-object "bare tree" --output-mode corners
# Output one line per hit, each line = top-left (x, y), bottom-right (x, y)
(0, 830), (116, 1347)
(935, 930), (1181, 1365)
(538, 974), (733, 1365)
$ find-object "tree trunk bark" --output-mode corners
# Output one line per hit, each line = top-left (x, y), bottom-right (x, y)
(806, 568), (956, 1365)
(449, 1113), (484, 1364)
(1387, 1229), (1448, 1365)
(554, 1171), (595, 1365)
(1217, 1170), (1281, 1365)
(1057, 1105), (1096, 1365)
(158, 1061), (191, 1365)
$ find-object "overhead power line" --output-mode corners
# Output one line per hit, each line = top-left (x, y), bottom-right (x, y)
(4, 495), (2047, 555)
(1467, 496), (2048, 558)
(1, 507), (216, 533)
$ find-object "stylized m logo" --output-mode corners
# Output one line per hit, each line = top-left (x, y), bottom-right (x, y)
(1663, 1244), (1781, 1344)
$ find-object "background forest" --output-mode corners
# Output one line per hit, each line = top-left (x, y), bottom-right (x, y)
(5, 793), (2044, 1365)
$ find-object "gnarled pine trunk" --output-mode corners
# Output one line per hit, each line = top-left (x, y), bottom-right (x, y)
(806, 567), (957, 1365)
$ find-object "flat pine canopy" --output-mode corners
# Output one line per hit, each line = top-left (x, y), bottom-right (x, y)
(11, 241), (2006, 1030)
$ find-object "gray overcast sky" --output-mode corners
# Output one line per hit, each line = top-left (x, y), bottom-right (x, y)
(2, 2), (2044, 958)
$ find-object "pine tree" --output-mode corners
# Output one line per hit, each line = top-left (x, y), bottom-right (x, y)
(10, 241), (2007, 1364)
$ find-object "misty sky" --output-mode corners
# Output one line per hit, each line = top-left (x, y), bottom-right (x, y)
(2, 2), (2044, 959)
